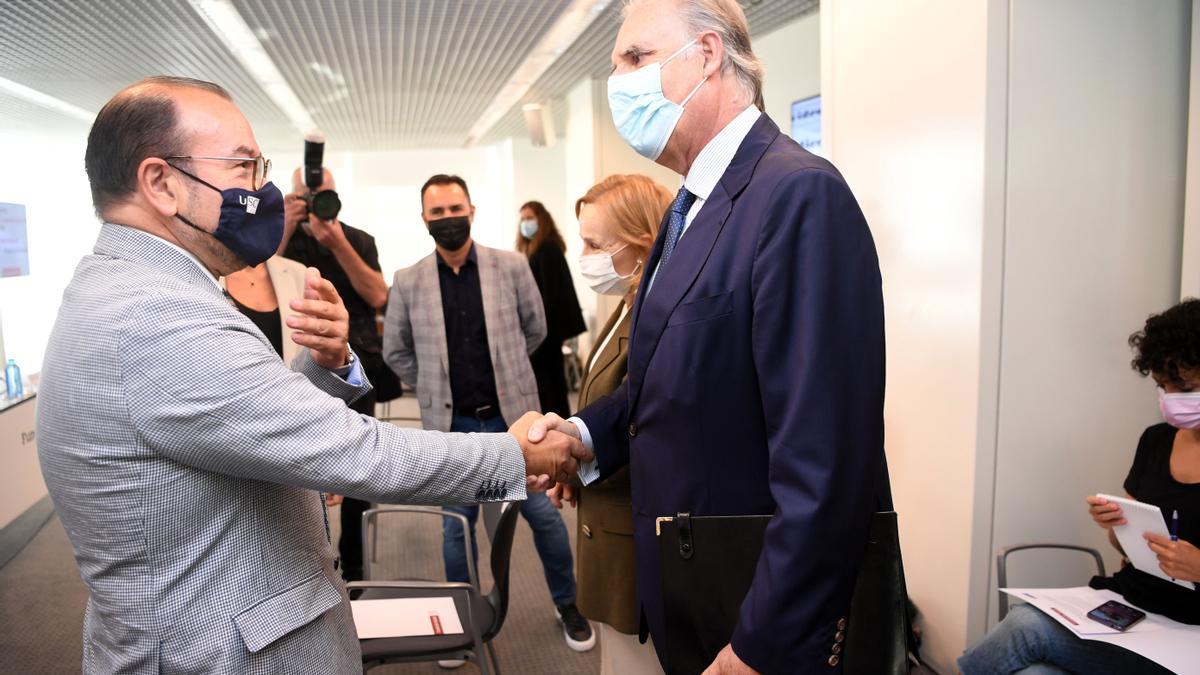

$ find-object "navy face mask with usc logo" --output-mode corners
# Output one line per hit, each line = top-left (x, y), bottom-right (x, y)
(170, 163), (285, 267)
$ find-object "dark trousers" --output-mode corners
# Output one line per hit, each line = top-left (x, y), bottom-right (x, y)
(530, 340), (571, 418)
(338, 390), (376, 581)
(443, 413), (577, 605)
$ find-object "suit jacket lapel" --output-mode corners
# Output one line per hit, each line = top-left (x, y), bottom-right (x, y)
(626, 187), (734, 410)
(422, 254), (450, 375)
(625, 115), (781, 412)
(475, 246), (503, 367)
(580, 304), (631, 403)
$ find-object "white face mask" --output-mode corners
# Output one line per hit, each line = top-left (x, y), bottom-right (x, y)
(519, 218), (538, 240)
(607, 39), (706, 161)
(580, 244), (640, 296)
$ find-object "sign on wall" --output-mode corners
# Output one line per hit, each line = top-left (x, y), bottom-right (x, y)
(0, 202), (29, 277)
(791, 95), (822, 157)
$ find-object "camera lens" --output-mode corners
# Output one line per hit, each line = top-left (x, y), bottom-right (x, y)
(310, 190), (342, 221)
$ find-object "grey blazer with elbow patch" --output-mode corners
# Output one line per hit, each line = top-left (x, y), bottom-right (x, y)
(36, 223), (527, 674)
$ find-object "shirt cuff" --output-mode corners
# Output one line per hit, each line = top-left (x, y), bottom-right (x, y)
(331, 350), (363, 387)
(568, 416), (600, 486)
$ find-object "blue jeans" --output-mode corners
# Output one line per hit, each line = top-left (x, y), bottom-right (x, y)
(442, 414), (577, 606)
(958, 604), (1173, 675)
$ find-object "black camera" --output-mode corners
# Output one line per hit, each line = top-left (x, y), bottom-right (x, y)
(303, 130), (342, 222)
(302, 189), (341, 222)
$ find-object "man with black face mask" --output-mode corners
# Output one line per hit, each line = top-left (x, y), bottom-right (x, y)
(384, 174), (597, 657)
(37, 77), (587, 675)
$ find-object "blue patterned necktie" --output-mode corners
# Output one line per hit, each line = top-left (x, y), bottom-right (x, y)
(659, 186), (697, 271)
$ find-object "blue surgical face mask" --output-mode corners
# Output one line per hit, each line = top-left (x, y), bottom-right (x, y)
(170, 164), (285, 267)
(607, 39), (706, 161)
(519, 218), (538, 240)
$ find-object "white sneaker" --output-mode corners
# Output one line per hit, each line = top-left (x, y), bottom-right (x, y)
(555, 603), (597, 652)
(437, 659), (465, 669)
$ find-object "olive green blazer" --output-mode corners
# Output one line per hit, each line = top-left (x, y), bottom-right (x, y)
(574, 301), (639, 634)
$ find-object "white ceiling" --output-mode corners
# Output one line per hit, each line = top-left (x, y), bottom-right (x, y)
(0, 0), (817, 153)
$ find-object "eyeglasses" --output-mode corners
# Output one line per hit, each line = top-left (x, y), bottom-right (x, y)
(165, 155), (272, 190)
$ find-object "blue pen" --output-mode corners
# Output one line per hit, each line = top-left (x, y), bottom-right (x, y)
(1171, 509), (1179, 542)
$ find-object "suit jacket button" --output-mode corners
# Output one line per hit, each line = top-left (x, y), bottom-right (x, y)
(837, 618), (847, 631)
(445, 403), (451, 409)
(831, 643), (842, 655)
(628, 422), (638, 438)
(834, 630), (845, 643)
(827, 655), (840, 668)
(582, 525), (593, 538)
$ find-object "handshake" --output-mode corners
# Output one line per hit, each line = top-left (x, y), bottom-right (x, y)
(508, 412), (591, 491)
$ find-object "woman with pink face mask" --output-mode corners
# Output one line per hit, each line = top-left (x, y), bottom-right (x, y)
(959, 300), (1200, 675)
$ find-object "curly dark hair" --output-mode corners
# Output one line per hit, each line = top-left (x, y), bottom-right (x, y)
(1129, 298), (1200, 386)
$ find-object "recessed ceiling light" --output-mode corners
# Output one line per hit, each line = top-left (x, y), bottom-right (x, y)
(186, 0), (316, 134)
(0, 76), (95, 123)
(464, 0), (613, 147)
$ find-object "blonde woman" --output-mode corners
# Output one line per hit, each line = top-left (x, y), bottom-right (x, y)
(550, 174), (672, 674)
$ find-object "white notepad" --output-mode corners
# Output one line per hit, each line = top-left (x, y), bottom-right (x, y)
(351, 596), (465, 639)
(1096, 494), (1193, 589)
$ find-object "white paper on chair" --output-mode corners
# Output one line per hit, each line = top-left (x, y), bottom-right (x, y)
(351, 596), (465, 639)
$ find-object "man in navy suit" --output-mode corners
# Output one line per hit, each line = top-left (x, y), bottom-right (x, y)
(528, 0), (888, 673)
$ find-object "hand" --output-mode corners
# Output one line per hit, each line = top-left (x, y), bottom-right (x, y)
(283, 192), (308, 245)
(509, 412), (584, 487)
(325, 493), (344, 507)
(287, 267), (350, 369)
(1144, 533), (1200, 582)
(527, 412), (593, 464)
(547, 482), (577, 509)
(702, 644), (759, 675)
(1086, 495), (1126, 529)
(303, 212), (346, 250)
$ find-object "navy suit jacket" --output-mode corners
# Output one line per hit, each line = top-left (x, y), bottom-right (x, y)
(575, 115), (887, 674)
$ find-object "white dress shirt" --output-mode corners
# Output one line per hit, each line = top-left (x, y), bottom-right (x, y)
(573, 105), (762, 484)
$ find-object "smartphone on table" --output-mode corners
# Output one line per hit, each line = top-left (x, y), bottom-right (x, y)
(1086, 600), (1146, 631)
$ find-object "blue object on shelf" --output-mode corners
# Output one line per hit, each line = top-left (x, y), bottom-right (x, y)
(5, 359), (22, 399)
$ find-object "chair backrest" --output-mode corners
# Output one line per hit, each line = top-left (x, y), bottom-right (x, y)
(480, 501), (520, 640)
(995, 543), (1106, 621)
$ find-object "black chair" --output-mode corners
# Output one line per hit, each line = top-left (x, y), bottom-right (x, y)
(348, 502), (520, 673)
(995, 543), (1107, 620)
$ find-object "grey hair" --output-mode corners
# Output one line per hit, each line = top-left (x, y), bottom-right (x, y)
(625, 0), (765, 109)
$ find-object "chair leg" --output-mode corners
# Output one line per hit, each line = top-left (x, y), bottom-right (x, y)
(487, 641), (501, 675)
(371, 516), (378, 563)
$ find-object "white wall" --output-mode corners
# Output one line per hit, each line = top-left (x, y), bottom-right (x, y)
(823, 1), (1190, 671)
(0, 128), (97, 376)
(755, 11), (821, 138)
(822, 2), (992, 670)
(1181, 0), (1200, 299)
(986, 0), (1189, 625)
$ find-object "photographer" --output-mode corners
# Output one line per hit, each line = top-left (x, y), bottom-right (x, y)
(281, 164), (396, 583)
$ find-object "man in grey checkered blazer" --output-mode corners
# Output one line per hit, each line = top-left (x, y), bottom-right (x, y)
(382, 222), (545, 434)
(36, 77), (585, 674)
(382, 176), (597, 654)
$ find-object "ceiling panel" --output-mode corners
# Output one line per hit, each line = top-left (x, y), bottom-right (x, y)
(232, 0), (575, 149)
(0, 0), (817, 152)
(0, 0), (296, 148)
(485, 0), (820, 143)
(0, 93), (92, 136)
